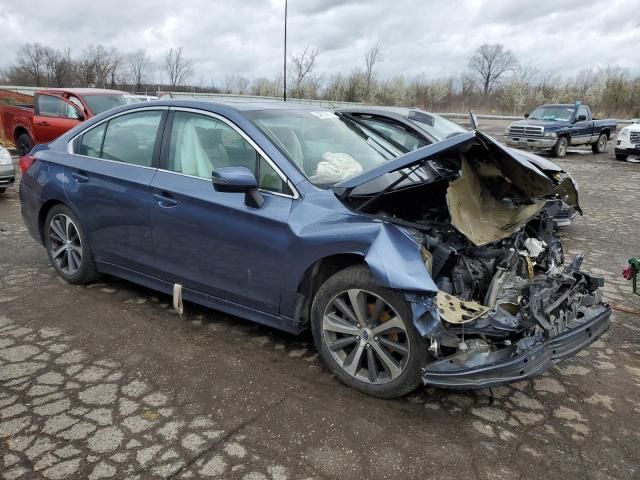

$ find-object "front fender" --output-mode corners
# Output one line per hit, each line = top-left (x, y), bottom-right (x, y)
(364, 223), (437, 292)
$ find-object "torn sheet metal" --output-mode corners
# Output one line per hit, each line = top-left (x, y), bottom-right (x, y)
(446, 156), (546, 246)
(435, 291), (489, 324)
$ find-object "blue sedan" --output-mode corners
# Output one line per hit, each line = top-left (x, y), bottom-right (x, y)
(19, 100), (610, 397)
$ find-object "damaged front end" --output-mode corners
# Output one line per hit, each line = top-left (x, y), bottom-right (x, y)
(336, 131), (610, 389)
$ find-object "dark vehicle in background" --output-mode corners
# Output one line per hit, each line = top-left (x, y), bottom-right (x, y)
(337, 106), (580, 226)
(19, 99), (609, 398)
(505, 103), (617, 158)
(0, 146), (15, 194)
(0, 88), (140, 155)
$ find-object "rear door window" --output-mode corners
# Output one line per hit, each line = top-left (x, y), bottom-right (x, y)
(101, 111), (163, 167)
(76, 110), (163, 167)
(79, 123), (106, 157)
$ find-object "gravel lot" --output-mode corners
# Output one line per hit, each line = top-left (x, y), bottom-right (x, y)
(1, 125), (639, 480)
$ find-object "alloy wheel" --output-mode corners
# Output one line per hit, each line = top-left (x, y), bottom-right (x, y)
(48, 214), (83, 276)
(322, 289), (410, 384)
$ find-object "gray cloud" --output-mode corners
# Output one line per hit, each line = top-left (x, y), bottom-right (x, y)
(1, 0), (638, 86)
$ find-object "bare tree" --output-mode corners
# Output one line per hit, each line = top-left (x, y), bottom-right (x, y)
(43, 48), (72, 87)
(16, 43), (46, 86)
(289, 47), (319, 97)
(127, 49), (150, 90)
(364, 42), (381, 99)
(468, 43), (518, 96)
(165, 47), (192, 88)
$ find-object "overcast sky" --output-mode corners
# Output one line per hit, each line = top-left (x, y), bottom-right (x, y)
(1, 0), (639, 85)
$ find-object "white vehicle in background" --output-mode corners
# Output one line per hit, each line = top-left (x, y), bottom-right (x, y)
(615, 120), (640, 161)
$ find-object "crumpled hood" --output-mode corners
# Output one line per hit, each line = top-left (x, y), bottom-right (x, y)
(335, 130), (581, 245)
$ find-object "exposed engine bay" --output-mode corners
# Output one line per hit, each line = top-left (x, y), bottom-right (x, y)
(339, 135), (609, 386)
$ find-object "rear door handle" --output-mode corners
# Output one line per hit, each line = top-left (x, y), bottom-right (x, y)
(37, 121), (50, 127)
(71, 171), (89, 183)
(152, 193), (178, 208)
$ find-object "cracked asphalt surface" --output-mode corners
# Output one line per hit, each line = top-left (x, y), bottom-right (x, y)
(1, 124), (639, 479)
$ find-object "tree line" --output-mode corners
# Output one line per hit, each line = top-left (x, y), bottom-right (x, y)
(2, 42), (639, 118)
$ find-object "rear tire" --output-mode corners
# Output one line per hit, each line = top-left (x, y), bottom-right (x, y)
(311, 265), (428, 398)
(592, 134), (607, 154)
(0, 187), (5, 195)
(615, 154), (627, 161)
(44, 204), (99, 284)
(16, 133), (34, 157)
(552, 136), (568, 157)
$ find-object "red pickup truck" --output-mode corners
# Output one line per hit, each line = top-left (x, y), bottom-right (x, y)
(0, 88), (139, 155)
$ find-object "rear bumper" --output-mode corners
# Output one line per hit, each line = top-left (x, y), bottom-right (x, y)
(422, 306), (610, 389)
(505, 136), (556, 149)
(0, 163), (15, 186)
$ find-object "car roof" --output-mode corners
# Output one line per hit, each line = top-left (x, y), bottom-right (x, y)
(45, 88), (128, 96)
(132, 98), (330, 113)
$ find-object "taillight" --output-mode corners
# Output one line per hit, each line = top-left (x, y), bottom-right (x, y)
(19, 155), (36, 174)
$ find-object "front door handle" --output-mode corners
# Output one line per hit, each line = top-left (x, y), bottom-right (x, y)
(71, 171), (89, 183)
(152, 193), (178, 208)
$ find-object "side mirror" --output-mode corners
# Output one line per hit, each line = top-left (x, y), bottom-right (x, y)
(212, 166), (264, 208)
(576, 115), (587, 122)
(524, 113), (529, 119)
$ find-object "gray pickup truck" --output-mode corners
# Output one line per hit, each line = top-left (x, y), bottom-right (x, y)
(505, 103), (617, 157)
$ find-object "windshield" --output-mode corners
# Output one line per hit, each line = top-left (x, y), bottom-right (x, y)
(528, 106), (575, 122)
(246, 109), (397, 187)
(406, 110), (467, 141)
(82, 94), (142, 114)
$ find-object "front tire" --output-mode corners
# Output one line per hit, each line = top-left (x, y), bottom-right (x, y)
(552, 136), (568, 157)
(16, 133), (34, 157)
(44, 205), (99, 284)
(592, 133), (607, 154)
(615, 154), (628, 161)
(0, 187), (5, 195)
(311, 265), (428, 398)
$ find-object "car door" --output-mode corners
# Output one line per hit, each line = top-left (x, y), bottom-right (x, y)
(64, 107), (167, 271)
(571, 106), (591, 145)
(33, 93), (84, 143)
(149, 108), (296, 315)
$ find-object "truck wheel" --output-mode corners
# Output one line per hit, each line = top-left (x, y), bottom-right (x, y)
(552, 137), (568, 158)
(592, 134), (607, 154)
(0, 187), (6, 195)
(615, 154), (627, 161)
(16, 133), (34, 156)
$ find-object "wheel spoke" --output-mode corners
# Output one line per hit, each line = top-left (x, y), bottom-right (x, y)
(52, 245), (66, 259)
(371, 316), (404, 336)
(70, 244), (82, 255)
(366, 346), (377, 383)
(70, 251), (81, 270)
(378, 337), (409, 355)
(327, 336), (358, 352)
(65, 217), (72, 240)
(50, 219), (66, 240)
(67, 250), (76, 272)
(333, 297), (359, 325)
(370, 341), (402, 379)
(343, 342), (365, 376)
(347, 289), (367, 325)
(323, 312), (360, 336)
